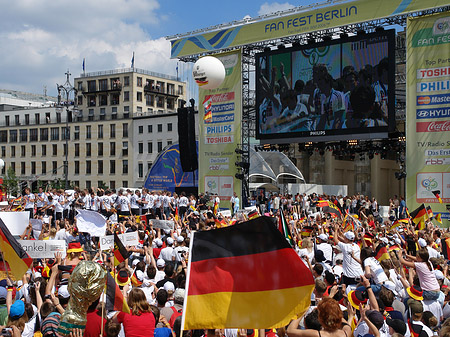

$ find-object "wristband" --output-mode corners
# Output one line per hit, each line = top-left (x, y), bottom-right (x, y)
(7, 289), (13, 292)
(365, 286), (371, 291)
(6, 286), (13, 290)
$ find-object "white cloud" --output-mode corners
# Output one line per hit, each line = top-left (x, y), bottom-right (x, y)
(0, 0), (179, 96)
(258, 2), (295, 16)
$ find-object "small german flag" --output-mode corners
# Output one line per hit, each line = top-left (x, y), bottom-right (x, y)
(442, 237), (450, 260)
(214, 217), (228, 228)
(363, 233), (374, 247)
(0, 218), (33, 281)
(390, 218), (409, 231)
(432, 190), (443, 203)
(114, 233), (130, 267)
(213, 202), (219, 215)
(301, 226), (313, 237)
(248, 210), (259, 220)
(130, 271), (143, 287)
(105, 273), (130, 313)
(183, 216), (314, 329)
(389, 245), (401, 251)
(375, 245), (390, 262)
(410, 204), (427, 230)
(426, 206), (434, 219)
(435, 213), (442, 224)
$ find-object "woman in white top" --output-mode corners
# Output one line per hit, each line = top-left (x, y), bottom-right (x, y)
(297, 237), (315, 266)
(353, 246), (388, 293)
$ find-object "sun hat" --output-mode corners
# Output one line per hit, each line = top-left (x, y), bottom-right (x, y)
(406, 285), (423, 301)
(67, 242), (83, 253)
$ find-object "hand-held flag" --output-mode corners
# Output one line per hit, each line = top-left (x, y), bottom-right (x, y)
(432, 190), (443, 203)
(114, 233), (130, 266)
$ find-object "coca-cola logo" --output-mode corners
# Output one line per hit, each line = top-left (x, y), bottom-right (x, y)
(416, 121), (450, 132)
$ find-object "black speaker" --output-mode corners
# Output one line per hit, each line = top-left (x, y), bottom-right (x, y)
(178, 107), (198, 172)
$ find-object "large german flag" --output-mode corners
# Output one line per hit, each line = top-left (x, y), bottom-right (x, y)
(410, 204), (427, 230)
(0, 218), (33, 281)
(183, 216), (314, 330)
(316, 199), (329, 208)
(114, 233), (130, 267)
(442, 237), (450, 260)
(105, 273), (130, 313)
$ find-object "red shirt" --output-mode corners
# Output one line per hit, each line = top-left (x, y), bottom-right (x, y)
(85, 309), (106, 337)
(117, 311), (155, 337)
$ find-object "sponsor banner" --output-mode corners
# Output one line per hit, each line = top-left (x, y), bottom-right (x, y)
(417, 107), (450, 119)
(199, 50), (242, 210)
(151, 219), (175, 231)
(18, 240), (66, 259)
(407, 13), (450, 226)
(416, 121), (450, 132)
(417, 93), (450, 105)
(99, 232), (139, 251)
(170, 0), (449, 58)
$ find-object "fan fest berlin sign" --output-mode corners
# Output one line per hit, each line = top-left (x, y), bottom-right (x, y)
(169, 0), (450, 58)
(406, 12), (450, 225)
(198, 50), (242, 209)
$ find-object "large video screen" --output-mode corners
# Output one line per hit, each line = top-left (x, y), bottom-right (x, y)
(256, 30), (395, 141)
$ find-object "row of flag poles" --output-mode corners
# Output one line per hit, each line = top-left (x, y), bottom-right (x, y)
(82, 52), (135, 73)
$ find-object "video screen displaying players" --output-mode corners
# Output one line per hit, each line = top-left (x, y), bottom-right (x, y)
(256, 30), (395, 140)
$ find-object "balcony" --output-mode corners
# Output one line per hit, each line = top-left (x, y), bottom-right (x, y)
(144, 84), (178, 98)
(82, 83), (122, 94)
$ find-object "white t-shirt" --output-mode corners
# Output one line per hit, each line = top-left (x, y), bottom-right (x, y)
(36, 192), (47, 208)
(130, 194), (140, 209)
(172, 246), (189, 263)
(24, 193), (35, 209)
(338, 241), (363, 278)
(363, 257), (388, 284)
(178, 196), (188, 207)
(316, 242), (333, 262)
(160, 246), (174, 263)
(55, 195), (64, 213)
(118, 195), (130, 212)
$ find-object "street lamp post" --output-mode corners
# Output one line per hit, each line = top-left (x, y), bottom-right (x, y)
(57, 70), (78, 190)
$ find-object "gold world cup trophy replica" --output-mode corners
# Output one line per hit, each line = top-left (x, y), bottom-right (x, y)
(58, 261), (107, 336)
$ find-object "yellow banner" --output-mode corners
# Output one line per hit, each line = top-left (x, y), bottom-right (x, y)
(170, 0), (449, 58)
(406, 12), (450, 226)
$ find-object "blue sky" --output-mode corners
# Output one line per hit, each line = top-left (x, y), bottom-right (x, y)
(0, 0), (317, 97)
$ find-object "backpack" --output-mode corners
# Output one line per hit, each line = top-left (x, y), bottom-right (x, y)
(169, 306), (182, 328)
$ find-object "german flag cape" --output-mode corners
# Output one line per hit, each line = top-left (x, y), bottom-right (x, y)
(432, 190), (443, 203)
(114, 233), (130, 267)
(182, 216), (314, 330)
(0, 218), (33, 280)
(105, 273), (130, 313)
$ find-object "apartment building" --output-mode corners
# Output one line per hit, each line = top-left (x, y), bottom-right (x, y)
(0, 68), (188, 190)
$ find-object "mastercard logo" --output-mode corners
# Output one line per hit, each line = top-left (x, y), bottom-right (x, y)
(417, 96), (431, 105)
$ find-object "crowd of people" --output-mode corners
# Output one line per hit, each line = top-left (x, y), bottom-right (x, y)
(0, 187), (448, 337)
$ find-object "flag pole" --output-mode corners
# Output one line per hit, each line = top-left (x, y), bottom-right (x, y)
(100, 285), (106, 337)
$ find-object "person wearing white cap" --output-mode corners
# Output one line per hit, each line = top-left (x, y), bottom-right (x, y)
(160, 237), (174, 264)
(316, 233), (333, 264)
(172, 235), (189, 267)
(155, 259), (166, 283)
(332, 227), (363, 285)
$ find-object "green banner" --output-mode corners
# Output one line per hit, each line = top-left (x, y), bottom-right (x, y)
(198, 50), (242, 210)
(406, 13), (450, 226)
(170, 0), (449, 58)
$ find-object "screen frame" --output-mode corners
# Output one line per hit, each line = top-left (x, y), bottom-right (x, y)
(255, 29), (396, 142)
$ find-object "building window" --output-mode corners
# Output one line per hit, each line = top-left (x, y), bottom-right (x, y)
(50, 128), (59, 141)
(148, 125), (153, 133)
(157, 124), (162, 132)
(122, 123), (128, 137)
(75, 161), (80, 175)
(29, 129), (38, 142)
(40, 128), (48, 141)
(98, 160), (103, 174)
(21, 145), (26, 157)
(74, 144), (79, 157)
(56, 112), (61, 123)
(156, 96), (164, 108)
(86, 125), (91, 139)
(124, 91), (129, 102)
(41, 145), (46, 157)
(99, 94), (107, 106)
(77, 95), (83, 106)
(111, 93), (119, 105)
(146, 94), (154, 106)
(124, 76), (129, 86)
(52, 144), (57, 156)
(138, 125), (143, 134)
(109, 159), (116, 174)
(15, 115), (20, 126)
(138, 163), (143, 178)
(31, 145), (36, 157)
(88, 80), (96, 92)
(122, 181), (128, 188)
(138, 142), (143, 154)
(45, 112), (51, 123)
(20, 130), (27, 142)
(99, 79), (107, 91)
(86, 180), (91, 189)
(167, 140), (172, 146)
(0, 146), (4, 157)
(110, 142), (115, 156)
(123, 106), (129, 119)
(31, 162), (36, 175)
(98, 143), (103, 156)
(9, 130), (17, 142)
(86, 143), (91, 157)
(86, 161), (91, 174)
(10, 162), (15, 174)
(21, 162), (25, 175)
(109, 181), (115, 189)
(88, 109), (94, 121)
(137, 106), (142, 113)
(42, 161), (46, 174)
(98, 125), (103, 139)
(100, 108), (106, 120)
(167, 123), (173, 132)
(137, 92), (143, 102)
(147, 142), (152, 154)
(76, 110), (83, 122)
(110, 124), (115, 138)
(157, 141), (163, 152)
(147, 162), (152, 171)
(178, 85), (184, 95)
(88, 96), (96, 107)
(61, 126), (70, 141)
(5, 116), (9, 126)
(122, 160), (128, 174)
(122, 142), (128, 156)
(72, 126), (79, 141)
(35, 113), (40, 125)
(137, 77), (142, 87)
(10, 146), (15, 157)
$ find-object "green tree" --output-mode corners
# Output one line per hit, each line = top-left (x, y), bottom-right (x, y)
(2, 167), (19, 198)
